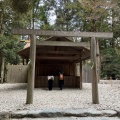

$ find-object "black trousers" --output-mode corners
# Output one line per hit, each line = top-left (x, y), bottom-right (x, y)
(48, 80), (53, 90)
(59, 80), (64, 90)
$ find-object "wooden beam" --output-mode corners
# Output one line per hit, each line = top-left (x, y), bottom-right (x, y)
(36, 53), (81, 61)
(36, 41), (90, 47)
(36, 56), (75, 60)
(82, 56), (90, 61)
(81, 53), (90, 60)
(74, 55), (90, 63)
(12, 29), (113, 38)
(36, 50), (80, 54)
(76, 50), (90, 61)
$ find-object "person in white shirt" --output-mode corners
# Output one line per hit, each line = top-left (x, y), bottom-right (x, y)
(47, 75), (54, 90)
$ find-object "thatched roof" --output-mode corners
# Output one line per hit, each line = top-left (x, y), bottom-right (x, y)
(18, 37), (90, 62)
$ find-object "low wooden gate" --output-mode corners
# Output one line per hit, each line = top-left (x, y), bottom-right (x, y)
(6, 64), (28, 83)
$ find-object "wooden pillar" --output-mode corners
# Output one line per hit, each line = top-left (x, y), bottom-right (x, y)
(80, 56), (82, 89)
(82, 61), (86, 83)
(26, 34), (36, 104)
(96, 39), (100, 82)
(91, 37), (99, 104)
(22, 59), (24, 65)
(74, 63), (76, 76)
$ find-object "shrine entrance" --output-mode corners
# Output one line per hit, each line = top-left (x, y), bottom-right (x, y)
(12, 29), (113, 104)
(18, 36), (90, 88)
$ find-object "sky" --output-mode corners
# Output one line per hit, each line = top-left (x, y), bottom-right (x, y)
(48, 10), (56, 25)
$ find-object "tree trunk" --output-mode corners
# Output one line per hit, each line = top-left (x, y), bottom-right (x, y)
(0, 0), (5, 34)
(0, 1), (5, 83)
(26, 34), (36, 104)
(91, 37), (99, 104)
(1, 57), (5, 83)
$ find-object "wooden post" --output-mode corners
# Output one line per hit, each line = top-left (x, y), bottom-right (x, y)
(91, 37), (99, 104)
(22, 59), (24, 65)
(1, 57), (5, 83)
(110, 76), (112, 87)
(26, 34), (36, 104)
(80, 56), (82, 89)
(74, 63), (76, 76)
(96, 39), (100, 82)
(26, 59), (29, 64)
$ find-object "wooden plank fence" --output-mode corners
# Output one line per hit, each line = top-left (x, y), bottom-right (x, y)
(6, 64), (91, 84)
(6, 64), (28, 83)
(76, 64), (92, 83)
(35, 76), (80, 88)
(82, 66), (92, 83)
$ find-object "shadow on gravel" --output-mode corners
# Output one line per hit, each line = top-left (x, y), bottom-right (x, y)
(0, 84), (27, 91)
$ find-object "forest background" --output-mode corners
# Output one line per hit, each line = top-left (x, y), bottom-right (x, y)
(0, 0), (120, 82)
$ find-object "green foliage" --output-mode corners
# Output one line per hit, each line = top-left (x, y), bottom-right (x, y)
(11, 0), (32, 14)
(44, 0), (77, 31)
(0, 35), (24, 65)
(73, 0), (111, 32)
(0, 0), (120, 81)
(101, 48), (120, 79)
(12, 12), (32, 29)
(34, 5), (53, 30)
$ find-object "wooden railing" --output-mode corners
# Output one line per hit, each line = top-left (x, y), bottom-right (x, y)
(35, 76), (80, 88)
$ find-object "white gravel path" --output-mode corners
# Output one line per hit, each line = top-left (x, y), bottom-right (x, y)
(0, 80), (120, 112)
(12, 117), (120, 120)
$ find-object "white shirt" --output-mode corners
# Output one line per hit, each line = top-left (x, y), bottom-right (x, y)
(48, 76), (54, 80)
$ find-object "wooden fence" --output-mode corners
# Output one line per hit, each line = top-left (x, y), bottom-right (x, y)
(35, 76), (80, 88)
(82, 66), (92, 83)
(6, 64), (91, 83)
(76, 64), (92, 83)
(6, 64), (28, 83)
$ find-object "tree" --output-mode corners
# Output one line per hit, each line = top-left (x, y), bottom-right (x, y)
(72, 0), (114, 104)
(42, 0), (77, 31)
(99, 0), (120, 79)
(10, 0), (32, 14)
(0, 34), (23, 82)
(0, 0), (27, 83)
(101, 48), (120, 79)
(34, 3), (53, 30)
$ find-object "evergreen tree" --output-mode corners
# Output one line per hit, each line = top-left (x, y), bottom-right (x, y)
(0, 0), (27, 82)
(43, 0), (77, 31)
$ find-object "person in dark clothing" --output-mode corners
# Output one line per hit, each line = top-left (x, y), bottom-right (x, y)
(59, 73), (64, 90)
(48, 76), (54, 90)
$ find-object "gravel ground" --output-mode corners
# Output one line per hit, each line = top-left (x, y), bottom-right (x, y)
(0, 80), (120, 112)
(12, 117), (120, 120)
